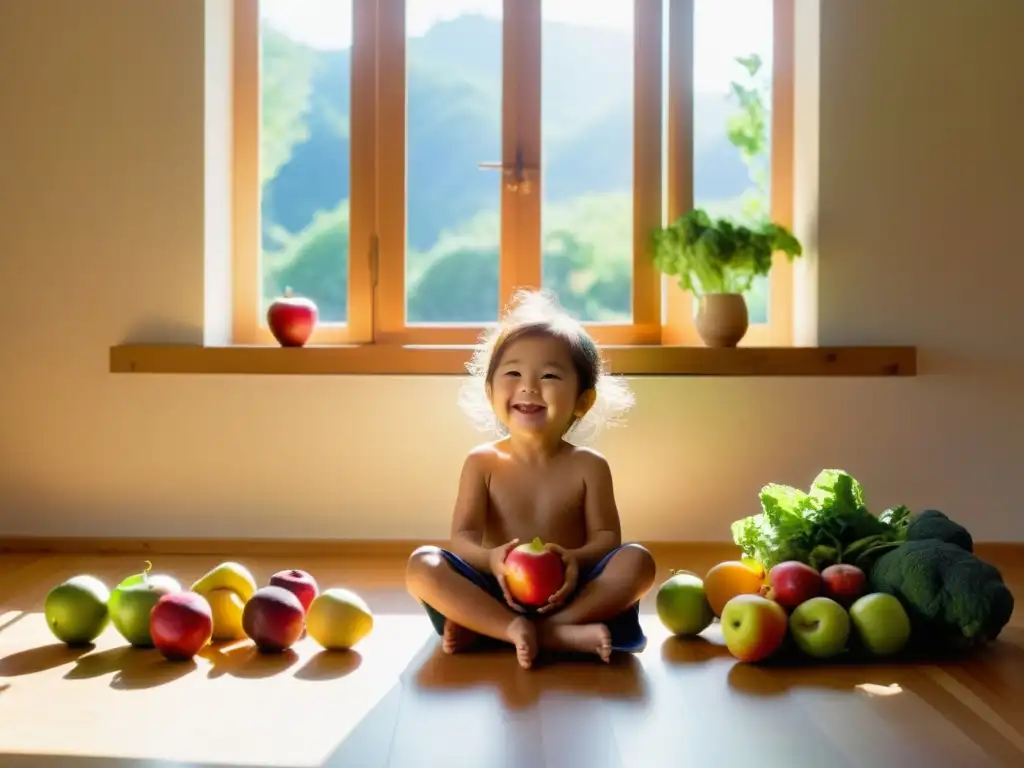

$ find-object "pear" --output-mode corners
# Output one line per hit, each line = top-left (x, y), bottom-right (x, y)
(191, 561), (257, 603)
(203, 587), (248, 641)
(306, 588), (374, 651)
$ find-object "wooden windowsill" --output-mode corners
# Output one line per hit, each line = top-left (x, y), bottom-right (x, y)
(108, 343), (917, 377)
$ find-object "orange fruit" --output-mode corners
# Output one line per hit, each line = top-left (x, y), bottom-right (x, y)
(704, 560), (766, 617)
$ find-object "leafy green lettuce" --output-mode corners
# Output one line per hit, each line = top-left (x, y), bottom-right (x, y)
(730, 469), (912, 571)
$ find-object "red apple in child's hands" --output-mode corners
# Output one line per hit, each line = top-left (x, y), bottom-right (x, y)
(503, 537), (566, 608)
(266, 287), (317, 347)
(150, 592), (213, 661)
(821, 564), (867, 606)
(766, 561), (823, 610)
(269, 569), (319, 613)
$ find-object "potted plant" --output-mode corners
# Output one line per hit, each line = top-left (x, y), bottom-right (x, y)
(650, 52), (803, 347)
(651, 208), (802, 346)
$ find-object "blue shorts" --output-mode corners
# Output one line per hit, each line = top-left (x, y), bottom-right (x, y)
(420, 544), (647, 654)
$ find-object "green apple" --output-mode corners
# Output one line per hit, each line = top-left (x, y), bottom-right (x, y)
(788, 596), (850, 659)
(44, 575), (111, 645)
(108, 561), (182, 647)
(849, 592), (912, 656)
(655, 570), (715, 636)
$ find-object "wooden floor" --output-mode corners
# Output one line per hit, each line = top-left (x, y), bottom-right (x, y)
(0, 544), (1021, 767)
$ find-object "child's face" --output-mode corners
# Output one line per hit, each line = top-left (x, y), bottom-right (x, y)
(488, 334), (592, 438)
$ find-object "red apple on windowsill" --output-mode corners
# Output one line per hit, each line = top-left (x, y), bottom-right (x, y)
(267, 288), (318, 347)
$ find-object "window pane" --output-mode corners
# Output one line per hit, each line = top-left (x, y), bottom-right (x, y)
(405, 2), (504, 325)
(258, 0), (352, 325)
(540, 2), (634, 324)
(694, 0), (774, 324)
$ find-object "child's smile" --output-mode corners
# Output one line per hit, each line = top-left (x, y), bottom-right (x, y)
(510, 401), (548, 426)
(489, 334), (582, 438)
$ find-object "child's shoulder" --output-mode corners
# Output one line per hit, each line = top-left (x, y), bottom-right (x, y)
(563, 443), (612, 471)
(461, 439), (611, 471)
(462, 439), (507, 465)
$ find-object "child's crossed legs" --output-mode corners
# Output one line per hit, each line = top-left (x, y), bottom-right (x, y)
(406, 543), (656, 668)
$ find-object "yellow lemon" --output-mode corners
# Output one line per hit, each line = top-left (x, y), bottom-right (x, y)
(205, 587), (247, 641)
(306, 588), (374, 651)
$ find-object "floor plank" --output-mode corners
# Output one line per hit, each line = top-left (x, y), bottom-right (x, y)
(0, 546), (1020, 767)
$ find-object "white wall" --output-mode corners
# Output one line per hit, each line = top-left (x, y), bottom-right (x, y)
(2, 0), (1022, 543)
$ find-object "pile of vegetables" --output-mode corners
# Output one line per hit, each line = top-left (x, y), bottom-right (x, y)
(731, 469), (1016, 653)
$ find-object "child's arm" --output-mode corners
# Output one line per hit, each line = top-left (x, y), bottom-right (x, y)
(448, 450), (500, 573)
(567, 451), (623, 570)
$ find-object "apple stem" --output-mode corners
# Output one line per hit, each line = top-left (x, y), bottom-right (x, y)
(143, 559), (152, 584)
(284, 286), (293, 298)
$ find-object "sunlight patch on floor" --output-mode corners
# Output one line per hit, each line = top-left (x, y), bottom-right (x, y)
(0, 611), (435, 767)
(856, 682), (903, 697)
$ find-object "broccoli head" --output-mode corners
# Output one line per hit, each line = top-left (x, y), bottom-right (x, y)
(869, 539), (1014, 651)
(906, 509), (974, 552)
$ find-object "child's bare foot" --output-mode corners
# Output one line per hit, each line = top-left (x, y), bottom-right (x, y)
(506, 616), (538, 669)
(441, 619), (479, 654)
(541, 622), (613, 663)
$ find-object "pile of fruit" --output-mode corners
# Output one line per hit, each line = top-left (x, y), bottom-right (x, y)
(43, 561), (374, 662)
(655, 468), (1016, 664)
(657, 559), (912, 663)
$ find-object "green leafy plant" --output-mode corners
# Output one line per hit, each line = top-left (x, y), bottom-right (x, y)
(652, 209), (802, 295)
(650, 53), (803, 296)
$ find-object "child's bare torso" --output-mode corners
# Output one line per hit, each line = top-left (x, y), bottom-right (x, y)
(471, 440), (594, 550)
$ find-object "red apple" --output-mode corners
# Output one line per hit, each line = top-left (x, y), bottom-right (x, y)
(720, 593), (789, 662)
(269, 569), (319, 613)
(150, 592), (214, 661)
(821, 564), (867, 606)
(503, 537), (565, 608)
(766, 561), (823, 610)
(242, 586), (305, 653)
(266, 288), (317, 347)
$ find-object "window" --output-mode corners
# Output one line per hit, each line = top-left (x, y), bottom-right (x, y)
(231, 0), (795, 349)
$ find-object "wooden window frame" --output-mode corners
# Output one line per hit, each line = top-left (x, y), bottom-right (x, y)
(109, 0), (916, 377)
(663, 0), (795, 347)
(229, 0), (796, 351)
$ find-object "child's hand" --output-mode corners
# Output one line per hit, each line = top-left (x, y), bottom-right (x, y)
(537, 543), (579, 614)
(488, 538), (526, 613)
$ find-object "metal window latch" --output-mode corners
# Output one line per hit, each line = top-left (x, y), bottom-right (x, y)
(477, 146), (537, 194)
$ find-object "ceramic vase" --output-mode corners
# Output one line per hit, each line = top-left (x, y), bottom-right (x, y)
(694, 293), (749, 347)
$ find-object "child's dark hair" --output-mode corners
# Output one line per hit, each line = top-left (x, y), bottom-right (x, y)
(459, 289), (635, 442)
